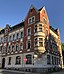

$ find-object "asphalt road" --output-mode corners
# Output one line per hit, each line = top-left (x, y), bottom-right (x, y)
(0, 69), (64, 74)
(0, 71), (23, 74)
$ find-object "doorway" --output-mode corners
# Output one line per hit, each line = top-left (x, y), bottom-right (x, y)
(2, 58), (5, 68)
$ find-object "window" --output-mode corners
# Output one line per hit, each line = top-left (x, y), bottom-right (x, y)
(26, 54), (32, 64)
(39, 38), (43, 41)
(47, 55), (51, 64)
(12, 45), (15, 52)
(35, 28), (37, 33)
(39, 28), (42, 32)
(27, 40), (30, 49)
(1, 37), (3, 42)
(21, 32), (23, 38)
(39, 42), (43, 46)
(39, 24), (42, 27)
(35, 25), (37, 27)
(0, 46), (2, 51)
(16, 56), (21, 64)
(35, 38), (37, 41)
(35, 41), (38, 46)
(32, 16), (35, 22)
(13, 34), (15, 40)
(27, 28), (31, 36)
(8, 57), (11, 65)
(16, 44), (19, 51)
(29, 18), (31, 24)
(9, 36), (11, 41)
(17, 33), (19, 39)
(52, 56), (54, 65)
(8, 46), (11, 52)
(28, 16), (35, 24)
(20, 43), (23, 49)
(34, 38), (38, 46)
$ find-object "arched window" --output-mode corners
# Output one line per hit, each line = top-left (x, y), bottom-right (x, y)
(26, 54), (32, 64)
(16, 56), (21, 64)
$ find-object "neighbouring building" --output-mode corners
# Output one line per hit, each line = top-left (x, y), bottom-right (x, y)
(0, 5), (63, 72)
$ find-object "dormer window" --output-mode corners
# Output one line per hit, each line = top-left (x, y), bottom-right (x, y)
(28, 16), (35, 24)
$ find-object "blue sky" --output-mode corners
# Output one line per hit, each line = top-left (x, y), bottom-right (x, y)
(0, 0), (64, 43)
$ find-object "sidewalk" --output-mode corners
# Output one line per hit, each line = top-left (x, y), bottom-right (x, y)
(0, 69), (46, 74)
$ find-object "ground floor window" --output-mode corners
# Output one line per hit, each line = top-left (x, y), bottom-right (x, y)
(16, 56), (21, 64)
(47, 55), (51, 64)
(8, 57), (11, 65)
(26, 54), (32, 64)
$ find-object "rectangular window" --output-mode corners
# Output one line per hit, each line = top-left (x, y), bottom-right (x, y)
(16, 44), (19, 51)
(13, 34), (15, 40)
(28, 16), (35, 24)
(32, 16), (35, 22)
(39, 38), (43, 41)
(9, 36), (11, 41)
(39, 28), (42, 32)
(12, 45), (15, 52)
(17, 33), (19, 39)
(34, 38), (38, 46)
(26, 55), (32, 64)
(1, 37), (3, 42)
(20, 43), (23, 49)
(35, 28), (37, 33)
(28, 18), (31, 24)
(27, 28), (31, 36)
(35, 25), (37, 27)
(39, 24), (42, 26)
(21, 32), (23, 38)
(27, 40), (30, 49)
(52, 56), (54, 65)
(47, 55), (51, 64)
(8, 57), (11, 65)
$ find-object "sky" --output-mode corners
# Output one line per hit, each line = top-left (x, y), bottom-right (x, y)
(0, 0), (64, 43)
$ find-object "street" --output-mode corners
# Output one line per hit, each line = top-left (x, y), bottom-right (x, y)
(51, 70), (64, 74)
(0, 69), (64, 74)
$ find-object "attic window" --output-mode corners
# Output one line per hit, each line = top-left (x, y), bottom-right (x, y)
(28, 16), (35, 24)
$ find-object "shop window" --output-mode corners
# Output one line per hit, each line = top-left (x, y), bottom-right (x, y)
(16, 56), (21, 64)
(26, 54), (32, 64)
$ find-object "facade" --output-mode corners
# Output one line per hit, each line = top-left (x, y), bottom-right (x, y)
(0, 6), (63, 72)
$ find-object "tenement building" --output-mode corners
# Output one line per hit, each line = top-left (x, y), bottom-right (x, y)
(0, 6), (63, 72)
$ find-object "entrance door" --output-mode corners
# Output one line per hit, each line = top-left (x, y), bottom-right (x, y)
(2, 58), (5, 68)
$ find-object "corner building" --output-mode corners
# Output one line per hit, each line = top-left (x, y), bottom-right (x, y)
(0, 6), (63, 72)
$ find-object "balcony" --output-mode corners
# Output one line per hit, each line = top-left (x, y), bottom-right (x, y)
(34, 32), (45, 36)
(34, 46), (45, 53)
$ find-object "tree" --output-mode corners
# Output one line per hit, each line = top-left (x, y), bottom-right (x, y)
(61, 43), (64, 65)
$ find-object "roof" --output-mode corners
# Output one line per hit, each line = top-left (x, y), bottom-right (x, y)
(38, 7), (43, 11)
(10, 21), (24, 31)
(0, 21), (24, 34)
(50, 26), (58, 35)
